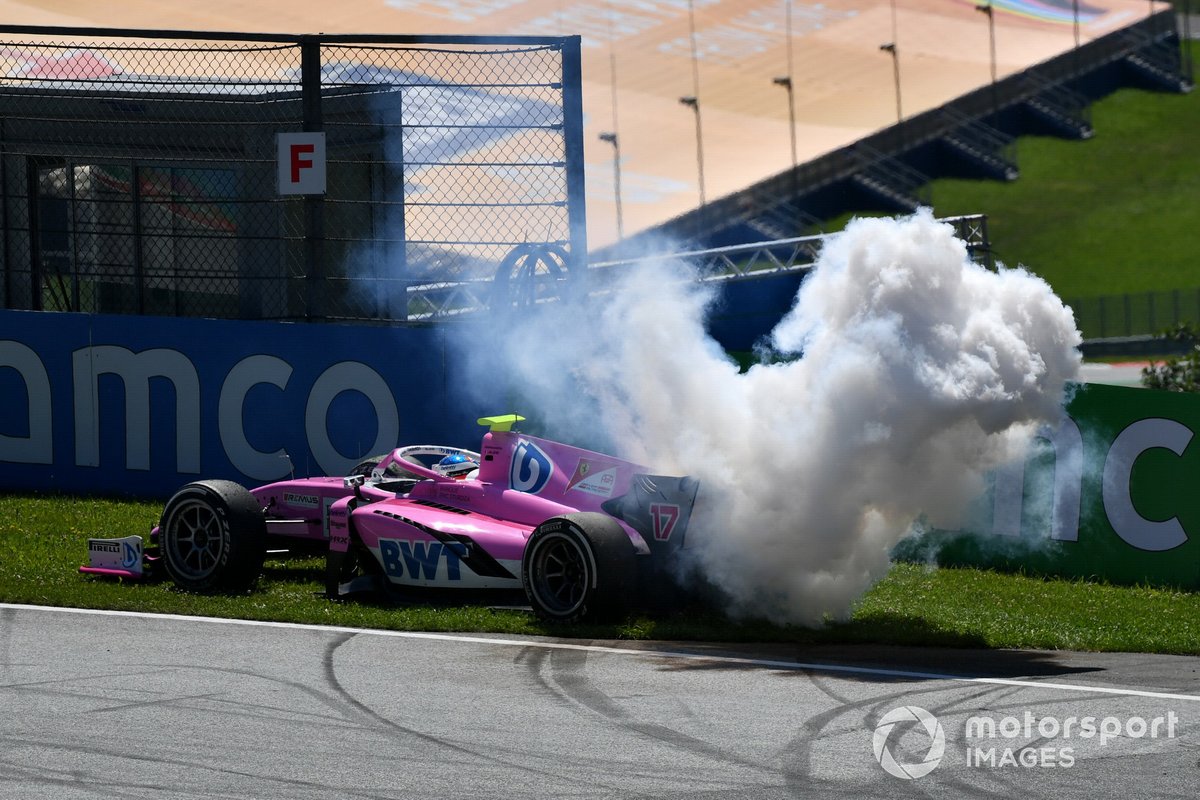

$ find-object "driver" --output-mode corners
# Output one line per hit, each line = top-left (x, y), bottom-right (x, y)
(434, 453), (479, 480)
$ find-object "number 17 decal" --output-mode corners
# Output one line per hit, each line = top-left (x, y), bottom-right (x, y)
(650, 503), (680, 541)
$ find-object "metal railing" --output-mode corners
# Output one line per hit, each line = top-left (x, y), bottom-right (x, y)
(396, 214), (992, 320)
(596, 213), (988, 276)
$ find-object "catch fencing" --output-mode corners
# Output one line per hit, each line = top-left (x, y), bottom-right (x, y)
(1068, 287), (1200, 340)
(0, 26), (585, 322)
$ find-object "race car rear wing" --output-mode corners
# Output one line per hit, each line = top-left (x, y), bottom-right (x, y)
(602, 474), (700, 560)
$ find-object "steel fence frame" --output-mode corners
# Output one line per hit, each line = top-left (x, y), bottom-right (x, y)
(0, 25), (585, 322)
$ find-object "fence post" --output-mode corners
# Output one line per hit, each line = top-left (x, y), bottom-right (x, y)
(0, 117), (7, 309)
(560, 35), (588, 291)
(301, 38), (324, 322)
(25, 160), (42, 311)
(393, 89), (407, 321)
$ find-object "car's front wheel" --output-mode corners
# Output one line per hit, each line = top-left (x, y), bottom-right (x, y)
(522, 513), (636, 623)
(159, 480), (267, 593)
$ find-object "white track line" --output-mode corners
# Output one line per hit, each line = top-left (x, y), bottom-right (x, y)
(5, 603), (1199, 703)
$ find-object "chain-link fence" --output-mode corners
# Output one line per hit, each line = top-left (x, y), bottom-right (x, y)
(1068, 287), (1200, 340)
(0, 27), (584, 322)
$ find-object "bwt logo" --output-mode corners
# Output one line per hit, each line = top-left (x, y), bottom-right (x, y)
(379, 539), (467, 581)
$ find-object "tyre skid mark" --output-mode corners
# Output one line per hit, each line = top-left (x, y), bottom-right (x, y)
(138, 661), (378, 729)
(540, 645), (777, 776)
(0, 736), (398, 800)
(788, 672), (1071, 799)
(322, 633), (658, 798)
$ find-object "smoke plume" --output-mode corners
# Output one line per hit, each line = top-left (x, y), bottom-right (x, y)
(456, 209), (1082, 625)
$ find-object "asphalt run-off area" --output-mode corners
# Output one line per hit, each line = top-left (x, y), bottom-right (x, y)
(0, 604), (1195, 798)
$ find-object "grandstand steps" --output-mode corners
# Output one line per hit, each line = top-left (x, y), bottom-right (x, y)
(600, 12), (1191, 256)
(842, 144), (930, 214)
(1018, 73), (1095, 139)
(941, 134), (1019, 181)
(937, 111), (1019, 181)
(1024, 95), (1095, 139)
(742, 202), (823, 241)
(849, 173), (922, 214)
(1123, 49), (1195, 93)
(745, 215), (795, 242)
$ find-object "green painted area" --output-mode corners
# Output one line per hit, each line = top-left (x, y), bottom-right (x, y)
(902, 383), (1200, 589)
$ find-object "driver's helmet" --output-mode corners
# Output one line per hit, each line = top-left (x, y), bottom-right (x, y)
(434, 453), (478, 479)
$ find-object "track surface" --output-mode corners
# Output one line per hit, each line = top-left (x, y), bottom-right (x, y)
(1078, 361), (1151, 387)
(1, 603), (1197, 798)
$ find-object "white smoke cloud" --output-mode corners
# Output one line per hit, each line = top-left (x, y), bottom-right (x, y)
(455, 209), (1082, 625)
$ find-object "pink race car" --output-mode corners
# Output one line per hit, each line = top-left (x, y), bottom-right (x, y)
(82, 415), (699, 623)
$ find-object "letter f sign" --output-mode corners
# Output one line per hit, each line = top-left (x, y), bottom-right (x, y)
(277, 132), (326, 195)
(291, 143), (314, 183)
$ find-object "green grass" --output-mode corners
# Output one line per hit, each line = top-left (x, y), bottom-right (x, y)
(4, 493), (1199, 654)
(828, 41), (1200, 306)
(926, 41), (1200, 299)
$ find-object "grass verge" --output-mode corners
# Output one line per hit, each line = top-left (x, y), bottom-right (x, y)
(826, 42), (1200, 303)
(928, 41), (1200, 299)
(2, 493), (1198, 654)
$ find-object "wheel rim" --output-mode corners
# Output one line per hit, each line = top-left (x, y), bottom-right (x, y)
(165, 499), (225, 580)
(529, 532), (589, 616)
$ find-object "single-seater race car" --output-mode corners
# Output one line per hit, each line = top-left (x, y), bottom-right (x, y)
(82, 415), (699, 623)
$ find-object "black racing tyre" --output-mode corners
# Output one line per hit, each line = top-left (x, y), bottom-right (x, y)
(159, 480), (267, 593)
(522, 513), (637, 623)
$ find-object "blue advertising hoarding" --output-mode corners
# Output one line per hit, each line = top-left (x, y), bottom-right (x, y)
(0, 309), (476, 496)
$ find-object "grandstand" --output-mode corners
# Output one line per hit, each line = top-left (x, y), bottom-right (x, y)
(0, 0), (1189, 258)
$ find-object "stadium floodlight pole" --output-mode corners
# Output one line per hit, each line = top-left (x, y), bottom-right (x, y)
(976, 2), (998, 121)
(772, 76), (798, 169)
(976, 2), (997, 84)
(598, 131), (624, 240)
(679, 95), (707, 207)
(683, 0), (707, 214)
(879, 42), (902, 123)
(777, 0), (798, 172)
(1072, 0), (1080, 47)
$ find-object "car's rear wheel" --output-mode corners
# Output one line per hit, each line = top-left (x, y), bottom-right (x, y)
(522, 513), (636, 623)
(159, 480), (267, 593)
